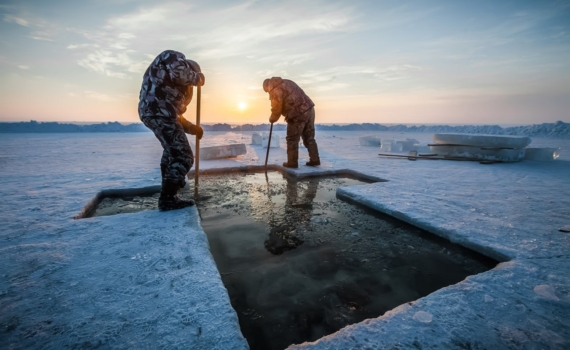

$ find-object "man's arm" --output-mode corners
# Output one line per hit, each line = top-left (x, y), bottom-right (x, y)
(178, 115), (203, 139)
(269, 89), (283, 123)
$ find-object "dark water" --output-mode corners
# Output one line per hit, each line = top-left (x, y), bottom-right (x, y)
(194, 172), (497, 350)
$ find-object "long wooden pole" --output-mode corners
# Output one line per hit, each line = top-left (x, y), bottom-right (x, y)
(264, 122), (274, 172)
(194, 85), (201, 198)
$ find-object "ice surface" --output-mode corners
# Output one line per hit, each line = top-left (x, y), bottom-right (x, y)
(1, 131), (569, 349)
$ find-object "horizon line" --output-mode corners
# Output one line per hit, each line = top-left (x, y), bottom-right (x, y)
(0, 120), (567, 127)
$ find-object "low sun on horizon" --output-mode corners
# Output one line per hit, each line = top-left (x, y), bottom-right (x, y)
(238, 102), (247, 111)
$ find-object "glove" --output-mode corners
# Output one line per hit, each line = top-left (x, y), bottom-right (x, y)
(188, 124), (203, 140)
(198, 73), (205, 86)
(179, 116), (203, 139)
(269, 115), (279, 123)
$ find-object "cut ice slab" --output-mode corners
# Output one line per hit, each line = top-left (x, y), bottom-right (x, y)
(359, 135), (381, 147)
(428, 145), (526, 162)
(411, 145), (433, 154)
(380, 139), (400, 152)
(200, 143), (247, 160)
(396, 138), (420, 152)
(380, 139), (423, 153)
(252, 133), (262, 145)
(433, 133), (532, 149)
(262, 134), (280, 148)
(524, 148), (560, 161)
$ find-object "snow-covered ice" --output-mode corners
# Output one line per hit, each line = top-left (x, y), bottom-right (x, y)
(0, 130), (569, 349)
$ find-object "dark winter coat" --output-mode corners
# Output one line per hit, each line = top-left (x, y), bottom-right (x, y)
(138, 50), (202, 119)
(266, 77), (314, 123)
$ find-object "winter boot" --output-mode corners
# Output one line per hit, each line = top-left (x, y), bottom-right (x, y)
(283, 143), (299, 168)
(158, 180), (194, 211)
(305, 142), (321, 166)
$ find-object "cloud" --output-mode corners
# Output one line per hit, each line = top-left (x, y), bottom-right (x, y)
(71, 1), (360, 79)
(3, 14), (29, 27)
(185, 4), (356, 60)
(118, 33), (135, 39)
(3, 12), (59, 41)
(67, 43), (96, 50)
(300, 64), (422, 84)
(29, 36), (53, 41)
(77, 50), (148, 79)
(17, 65), (29, 70)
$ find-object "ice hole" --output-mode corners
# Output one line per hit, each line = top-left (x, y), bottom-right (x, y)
(77, 169), (497, 350)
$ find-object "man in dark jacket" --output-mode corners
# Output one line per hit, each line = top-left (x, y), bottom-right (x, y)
(138, 50), (205, 211)
(263, 77), (320, 168)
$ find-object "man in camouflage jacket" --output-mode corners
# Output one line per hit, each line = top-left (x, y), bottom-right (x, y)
(263, 77), (320, 168)
(138, 50), (205, 211)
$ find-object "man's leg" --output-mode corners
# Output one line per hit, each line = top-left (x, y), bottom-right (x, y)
(284, 121), (303, 168)
(142, 116), (195, 211)
(160, 150), (168, 181)
(301, 108), (320, 166)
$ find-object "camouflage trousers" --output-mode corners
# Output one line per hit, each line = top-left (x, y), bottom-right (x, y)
(286, 107), (319, 162)
(141, 116), (193, 185)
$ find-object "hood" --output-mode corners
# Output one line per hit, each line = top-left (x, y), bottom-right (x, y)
(186, 59), (201, 73)
(263, 77), (283, 93)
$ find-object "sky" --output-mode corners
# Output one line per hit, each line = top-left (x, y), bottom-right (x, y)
(0, 0), (569, 125)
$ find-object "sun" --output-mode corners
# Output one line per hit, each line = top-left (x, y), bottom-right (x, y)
(238, 102), (247, 111)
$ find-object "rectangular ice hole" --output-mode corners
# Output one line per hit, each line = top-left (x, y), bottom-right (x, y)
(76, 171), (497, 349)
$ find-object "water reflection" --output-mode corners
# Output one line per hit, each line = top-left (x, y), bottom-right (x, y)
(264, 178), (319, 255)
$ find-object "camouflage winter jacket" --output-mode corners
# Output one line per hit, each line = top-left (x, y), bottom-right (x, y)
(138, 50), (201, 120)
(266, 77), (314, 123)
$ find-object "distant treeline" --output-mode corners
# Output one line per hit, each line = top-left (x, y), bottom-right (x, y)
(1, 120), (569, 138)
(0, 121), (147, 133)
